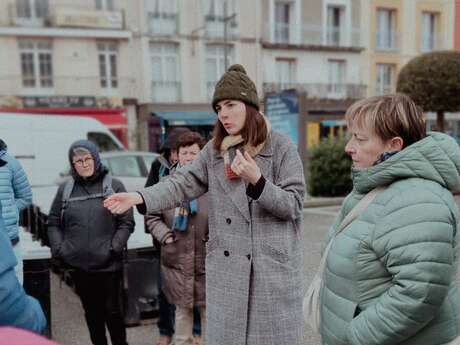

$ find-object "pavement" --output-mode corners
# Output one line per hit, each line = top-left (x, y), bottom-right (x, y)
(304, 195), (344, 208)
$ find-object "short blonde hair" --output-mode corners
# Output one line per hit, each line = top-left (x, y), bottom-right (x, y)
(345, 93), (426, 148)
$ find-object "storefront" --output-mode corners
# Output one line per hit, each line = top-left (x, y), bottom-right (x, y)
(147, 110), (216, 152)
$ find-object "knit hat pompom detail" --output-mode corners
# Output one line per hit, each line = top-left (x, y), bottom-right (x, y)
(227, 64), (247, 74)
(212, 64), (259, 112)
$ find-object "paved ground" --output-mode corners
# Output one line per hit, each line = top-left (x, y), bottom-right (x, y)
(50, 201), (460, 345)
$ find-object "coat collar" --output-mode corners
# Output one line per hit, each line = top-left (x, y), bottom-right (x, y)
(212, 133), (274, 221)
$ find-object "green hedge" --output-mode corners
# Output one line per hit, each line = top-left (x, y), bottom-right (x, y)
(308, 137), (352, 197)
(397, 50), (460, 113)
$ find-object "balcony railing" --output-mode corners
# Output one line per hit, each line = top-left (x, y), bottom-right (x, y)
(148, 12), (178, 36)
(264, 22), (362, 48)
(0, 75), (139, 99)
(8, 2), (125, 30)
(151, 81), (181, 103)
(263, 82), (366, 100)
(375, 31), (400, 51)
(420, 33), (444, 53)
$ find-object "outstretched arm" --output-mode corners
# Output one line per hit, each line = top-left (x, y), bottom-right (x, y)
(105, 142), (211, 214)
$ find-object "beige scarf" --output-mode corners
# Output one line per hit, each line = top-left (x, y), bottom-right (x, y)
(220, 116), (271, 179)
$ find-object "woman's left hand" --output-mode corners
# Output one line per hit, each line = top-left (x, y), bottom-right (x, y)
(231, 149), (262, 185)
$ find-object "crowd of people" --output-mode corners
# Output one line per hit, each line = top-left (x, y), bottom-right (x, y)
(2, 63), (460, 345)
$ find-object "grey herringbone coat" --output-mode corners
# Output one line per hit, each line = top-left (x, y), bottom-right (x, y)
(138, 131), (305, 345)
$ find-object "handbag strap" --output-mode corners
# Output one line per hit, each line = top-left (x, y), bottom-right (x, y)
(318, 187), (385, 272)
(334, 187), (384, 236)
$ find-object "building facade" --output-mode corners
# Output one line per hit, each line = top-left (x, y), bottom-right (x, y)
(0, 0), (139, 146)
(362, 0), (455, 96)
(455, 0), (460, 49)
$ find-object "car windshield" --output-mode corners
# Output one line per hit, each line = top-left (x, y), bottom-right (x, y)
(106, 156), (142, 177)
(143, 155), (157, 169)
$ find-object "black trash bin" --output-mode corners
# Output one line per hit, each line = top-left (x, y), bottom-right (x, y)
(23, 258), (51, 337)
(123, 257), (160, 326)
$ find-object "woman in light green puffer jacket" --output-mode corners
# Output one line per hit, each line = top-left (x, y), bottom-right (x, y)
(320, 94), (460, 345)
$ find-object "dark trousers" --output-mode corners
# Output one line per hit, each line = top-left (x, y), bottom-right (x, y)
(72, 270), (128, 345)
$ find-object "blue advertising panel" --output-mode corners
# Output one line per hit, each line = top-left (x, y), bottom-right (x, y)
(265, 89), (299, 146)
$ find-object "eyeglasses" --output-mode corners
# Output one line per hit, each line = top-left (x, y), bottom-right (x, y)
(73, 157), (93, 167)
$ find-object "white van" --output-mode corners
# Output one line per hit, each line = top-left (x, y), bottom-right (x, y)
(0, 112), (124, 187)
(0, 112), (154, 250)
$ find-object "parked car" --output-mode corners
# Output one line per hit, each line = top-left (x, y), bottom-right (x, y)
(100, 151), (159, 191)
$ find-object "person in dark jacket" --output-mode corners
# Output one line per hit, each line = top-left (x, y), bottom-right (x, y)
(145, 127), (191, 188)
(47, 140), (134, 345)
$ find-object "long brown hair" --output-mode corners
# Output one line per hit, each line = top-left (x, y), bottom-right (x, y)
(212, 104), (268, 151)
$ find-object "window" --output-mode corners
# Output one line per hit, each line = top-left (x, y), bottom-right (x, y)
(205, 0), (237, 37)
(376, 8), (397, 50)
(274, 1), (292, 43)
(19, 40), (53, 88)
(147, 0), (178, 35)
(326, 5), (345, 46)
(142, 155), (157, 172)
(376, 63), (394, 95)
(421, 12), (439, 52)
(276, 59), (296, 89)
(106, 156), (142, 177)
(95, 0), (114, 11)
(97, 42), (118, 89)
(206, 44), (234, 99)
(328, 60), (346, 97)
(150, 43), (181, 102)
(16, 0), (48, 26)
(88, 132), (122, 151)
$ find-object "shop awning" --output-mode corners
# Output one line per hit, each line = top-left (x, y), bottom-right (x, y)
(321, 120), (347, 127)
(154, 111), (216, 126)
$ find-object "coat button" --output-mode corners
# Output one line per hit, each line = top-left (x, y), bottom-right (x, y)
(224, 250), (230, 257)
(246, 254), (251, 260)
(226, 218), (231, 224)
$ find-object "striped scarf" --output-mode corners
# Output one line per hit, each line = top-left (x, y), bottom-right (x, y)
(171, 163), (198, 232)
(171, 199), (198, 232)
(220, 116), (271, 179)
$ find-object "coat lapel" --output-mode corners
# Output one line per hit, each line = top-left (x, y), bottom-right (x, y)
(213, 155), (251, 222)
(254, 134), (274, 181)
(212, 133), (274, 222)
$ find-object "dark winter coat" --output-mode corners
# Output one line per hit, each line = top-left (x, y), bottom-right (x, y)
(145, 185), (208, 307)
(47, 170), (134, 272)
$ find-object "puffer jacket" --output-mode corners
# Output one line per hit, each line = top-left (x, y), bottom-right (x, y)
(0, 211), (46, 333)
(0, 140), (32, 240)
(320, 132), (460, 345)
(47, 169), (134, 272)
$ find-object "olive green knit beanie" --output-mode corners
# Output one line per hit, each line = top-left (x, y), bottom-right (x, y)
(212, 64), (259, 112)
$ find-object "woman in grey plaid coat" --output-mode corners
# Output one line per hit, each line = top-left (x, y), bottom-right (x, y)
(105, 64), (306, 345)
